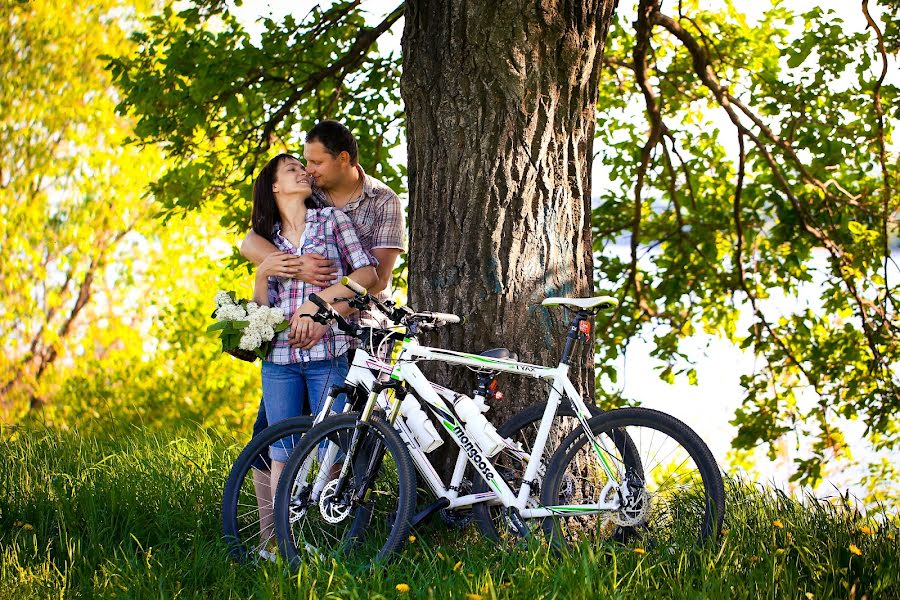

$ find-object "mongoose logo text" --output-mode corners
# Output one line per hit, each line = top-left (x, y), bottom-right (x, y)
(452, 424), (494, 481)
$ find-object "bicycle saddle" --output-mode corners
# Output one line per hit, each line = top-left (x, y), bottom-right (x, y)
(479, 348), (519, 362)
(541, 296), (618, 310)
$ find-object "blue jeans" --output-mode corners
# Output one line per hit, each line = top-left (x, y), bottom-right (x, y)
(261, 356), (349, 462)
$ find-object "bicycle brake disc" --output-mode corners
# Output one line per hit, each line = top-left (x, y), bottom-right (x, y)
(613, 488), (651, 527)
(319, 478), (352, 524)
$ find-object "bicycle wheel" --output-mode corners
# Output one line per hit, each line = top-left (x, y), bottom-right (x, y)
(471, 401), (603, 543)
(541, 407), (724, 551)
(273, 413), (417, 566)
(221, 415), (314, 562)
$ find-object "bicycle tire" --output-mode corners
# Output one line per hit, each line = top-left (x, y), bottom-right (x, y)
(541, 407), (724, 551)
(273, 413), (417, 566)
(221, 415), (314, 562)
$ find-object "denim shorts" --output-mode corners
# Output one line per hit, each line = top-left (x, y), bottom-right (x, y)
(261, 356), (349, 463)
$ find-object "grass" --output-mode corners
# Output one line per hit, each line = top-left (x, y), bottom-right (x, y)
(1, 423), (898, 599)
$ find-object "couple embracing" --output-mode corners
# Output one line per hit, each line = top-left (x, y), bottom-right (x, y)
(241, 120), (404, 551)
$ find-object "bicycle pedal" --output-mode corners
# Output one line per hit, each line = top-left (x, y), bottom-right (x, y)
(505, 507), (532, 540)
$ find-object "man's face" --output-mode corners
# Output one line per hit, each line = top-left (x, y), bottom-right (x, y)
(303, 141), (344, 191)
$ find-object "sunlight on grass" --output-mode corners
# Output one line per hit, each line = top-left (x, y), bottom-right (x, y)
(1, 425), (899, 599)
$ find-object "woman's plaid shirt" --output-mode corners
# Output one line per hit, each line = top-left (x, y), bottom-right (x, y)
(266, 207), (376, 364)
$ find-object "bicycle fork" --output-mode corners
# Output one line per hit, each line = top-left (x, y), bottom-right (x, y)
(328, 380), (403, 509)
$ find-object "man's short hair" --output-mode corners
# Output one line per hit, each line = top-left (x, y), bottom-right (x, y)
(306, 120), (358, 166)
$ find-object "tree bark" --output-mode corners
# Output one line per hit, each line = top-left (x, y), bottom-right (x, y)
(401, 0), (617, 465)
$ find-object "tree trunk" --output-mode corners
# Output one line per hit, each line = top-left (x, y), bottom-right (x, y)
(402, 0), (617, 469)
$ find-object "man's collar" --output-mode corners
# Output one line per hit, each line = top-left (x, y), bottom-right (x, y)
(344, 165), (373, 210)
(311, 164), (372, 210)
(358, 165), (375, 198)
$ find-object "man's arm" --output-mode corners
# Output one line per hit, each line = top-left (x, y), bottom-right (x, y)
(240, 229), (278, 265)
(366, 190), (406, 295)
(241, 229), (337, 285)
(289, 266), (379, 349)
(369, 247), (402, 295)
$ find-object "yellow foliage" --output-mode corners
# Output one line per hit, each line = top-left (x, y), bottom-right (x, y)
(0, 0), (262, 438)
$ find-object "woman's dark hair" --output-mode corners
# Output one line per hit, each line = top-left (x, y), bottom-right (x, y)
(306, 120), (358, 165)
(251, 153), (312, 241)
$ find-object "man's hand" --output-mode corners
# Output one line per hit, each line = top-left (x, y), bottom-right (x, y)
(256, 252), (337, 285)
(289, 302), (331, 349)
(295, 253), (338, 287)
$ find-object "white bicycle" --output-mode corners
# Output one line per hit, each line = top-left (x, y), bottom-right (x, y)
(272, 285), (725, 564)
(221, 283), (577, 560)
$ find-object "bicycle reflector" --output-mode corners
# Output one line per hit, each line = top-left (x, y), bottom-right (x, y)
(579, 320), (591, 335)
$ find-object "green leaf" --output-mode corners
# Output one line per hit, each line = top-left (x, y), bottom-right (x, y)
(206, 321), (228, 332)
(786, 41), (813, 68)
(659, 365), (674, 385)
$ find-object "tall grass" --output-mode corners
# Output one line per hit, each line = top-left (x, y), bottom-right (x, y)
(1, 424), (898, 599)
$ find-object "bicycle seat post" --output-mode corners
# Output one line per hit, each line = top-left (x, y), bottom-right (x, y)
(560, 310), (592, 365)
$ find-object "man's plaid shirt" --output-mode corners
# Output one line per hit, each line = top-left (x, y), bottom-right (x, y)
(266, 208), (376, 364)
(312, 166), (406, 326)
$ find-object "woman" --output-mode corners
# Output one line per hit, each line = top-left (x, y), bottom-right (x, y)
(249, 153), (378, 555)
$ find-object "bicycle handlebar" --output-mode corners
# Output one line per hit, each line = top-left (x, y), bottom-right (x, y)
(309, 287), (462, 336)
(412, 311), (462, 325)
(308, 293), (331, 313)
(308, 294), (357, 334)
(339, 276), (367, 296)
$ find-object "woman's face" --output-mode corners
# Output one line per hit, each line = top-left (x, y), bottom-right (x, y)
(272, 157), (312, 199)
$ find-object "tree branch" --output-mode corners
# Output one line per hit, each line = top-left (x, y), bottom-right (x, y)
(257, 4), (404, 150)
(652, 8), (896, 394)
(862, 0), (896, 317)
(625, 0), (666, 320)
(732, 130), (821, 394)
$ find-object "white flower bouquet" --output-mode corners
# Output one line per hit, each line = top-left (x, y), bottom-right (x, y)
(207, 291), (289, 362)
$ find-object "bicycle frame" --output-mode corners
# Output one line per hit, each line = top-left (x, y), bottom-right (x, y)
(387, 338), (623, 518)
(308, 344), (507, 511)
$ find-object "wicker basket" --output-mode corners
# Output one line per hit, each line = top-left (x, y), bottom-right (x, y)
(226, 347), (258, 362)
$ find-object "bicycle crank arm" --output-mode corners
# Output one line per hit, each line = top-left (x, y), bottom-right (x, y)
(410, 497), (452, 528)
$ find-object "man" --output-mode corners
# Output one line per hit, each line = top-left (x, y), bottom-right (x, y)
(241, 121), (405, 550)
(242, 120), (404, 308)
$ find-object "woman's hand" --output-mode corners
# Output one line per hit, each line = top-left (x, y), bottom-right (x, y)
(257, 252), (305, 278)
(289, 301), (331, 349)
